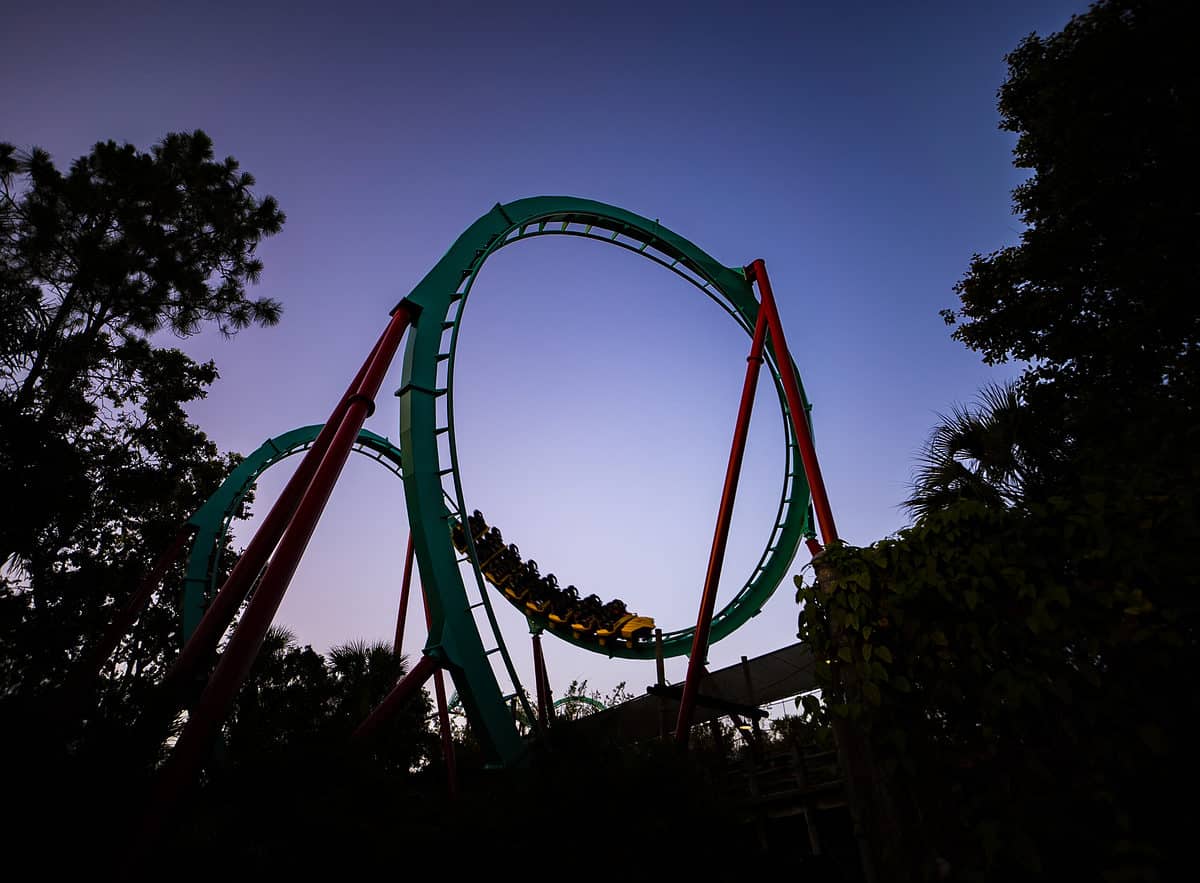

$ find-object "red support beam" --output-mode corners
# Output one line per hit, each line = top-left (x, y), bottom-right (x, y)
(539, 638), (555, 723)
(675, 305), (769, 744)
(748, 259), (839, 547)
(430, 666), (457, 798)
(163, 321), (396, 697)
(352, 653), (439, 744)
(148, 305), (413, 813)
(392, 532), (416, 656)
(422, 585), (457, 798)
(541, 664), (555, 723)
(532, 632), (550, 728)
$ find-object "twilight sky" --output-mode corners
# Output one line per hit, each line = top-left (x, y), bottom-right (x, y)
(5, 0), (1087, 712)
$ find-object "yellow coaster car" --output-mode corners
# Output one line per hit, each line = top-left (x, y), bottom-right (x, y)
(451, 514), (656, 647)
(619, 614), (656, 641)
(594, 613), (656, 644)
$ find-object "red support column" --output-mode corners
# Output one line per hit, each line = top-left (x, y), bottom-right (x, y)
(542, 664), (556, 723)
(430, 666), (457, 798)
(748, 259), (839, 547)
(148, 305), (413, 813)
(164, 321), (396, 697)
(392, 532), (416, 656)
(675, 305), (769, 744)
(532, 632), (550, 728)
(352, 654), (439, 743)
(422, 586), (457, 798)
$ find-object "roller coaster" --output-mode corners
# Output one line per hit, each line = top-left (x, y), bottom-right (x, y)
(451, 510), (656, 648)
(100, 196), (839, 816)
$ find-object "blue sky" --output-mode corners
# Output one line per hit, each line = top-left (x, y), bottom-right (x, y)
(5, 0), (1087, 708)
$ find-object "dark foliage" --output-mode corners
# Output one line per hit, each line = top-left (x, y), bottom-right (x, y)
(810, 2), (1199, 879)
(799, 481), (1197, 878)
(0, 130), (284, 706)
(1, 627), (437, 879)
(903, 380), (1048, 518)
(942, 0), (1199, 461)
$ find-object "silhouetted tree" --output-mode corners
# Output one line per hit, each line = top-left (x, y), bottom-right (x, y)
(0, 131), (283, 431)
(224, 626), (331, 760)
(327, 639), (434, 773)
(0, 131), (284, 702)
(942, 0), (1199, 462)
(903, 380), (1044, 518)
(223, 630), (432, 767)
(800, 3), (1199, 878)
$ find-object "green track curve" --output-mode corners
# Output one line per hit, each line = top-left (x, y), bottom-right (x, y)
(399, 197), (816, 766)
(180, 425), (406, 643)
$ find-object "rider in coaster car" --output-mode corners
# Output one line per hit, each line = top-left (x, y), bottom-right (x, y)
(501, 559), (530, 599)
(492, 544), (522, 591)
(572, 593), (604, 633)
(475, 526), (502, 560)
(549, 584), (579, 623)
(479, 528), (505, 562)
(468, 509), (487, 535)
(523, 571), (545, 602)
(517, 559), (540, 596)
(600, 598), (628, 627)
(526, 572), (558, 614)
(592, 598), (633, 640)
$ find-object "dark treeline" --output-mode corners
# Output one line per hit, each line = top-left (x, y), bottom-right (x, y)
(0, 130), (429, 874)
(798, 1), (1199, 879)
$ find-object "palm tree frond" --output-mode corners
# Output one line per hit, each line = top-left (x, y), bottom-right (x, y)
(904, 380), (1031, 520)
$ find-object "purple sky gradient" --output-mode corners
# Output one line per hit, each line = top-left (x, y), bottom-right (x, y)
(6, 0), (1086, 709)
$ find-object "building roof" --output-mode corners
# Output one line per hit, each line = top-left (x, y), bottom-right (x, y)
(569, 642), (818, 740)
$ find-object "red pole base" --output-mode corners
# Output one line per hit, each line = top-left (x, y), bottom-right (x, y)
(353, 653), (439, 743)
(422, 582), (458, 796)
(139, 306), (413, 847)
(393, 532), (416, 656)
(431, 667), (458, 798)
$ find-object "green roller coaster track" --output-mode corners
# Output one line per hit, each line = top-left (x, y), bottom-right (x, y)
(182, 196), (816, 769)
(401, 197), (813, 766)
(180, 425), (407, 642)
